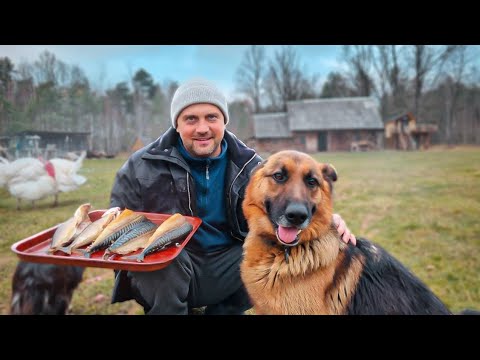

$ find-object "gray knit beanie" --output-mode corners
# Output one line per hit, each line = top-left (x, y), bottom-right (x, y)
(170, 78), (229, 128)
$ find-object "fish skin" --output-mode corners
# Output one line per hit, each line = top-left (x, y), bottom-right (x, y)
(145, 213), (187, 247)
(102, 207), (121, 218)
(50, 217), (78, 251)
(57, 211), (118, 254)
(89, 210), (144, 248)
(108, 220), (157, 252)
(49, 203), (91, 251)
(73, 203), (91, 220)
(83, 214), (147, 257)
(103, 222), (157, 259)
(74, 218), (92, 237)
(124, 222), (193, 262)
(107, 232), (152, 256)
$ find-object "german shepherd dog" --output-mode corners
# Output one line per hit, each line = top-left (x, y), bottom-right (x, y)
(240, 150), (451, 315)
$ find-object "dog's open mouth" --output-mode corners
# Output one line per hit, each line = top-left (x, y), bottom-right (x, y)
(276, 226), (302, 247)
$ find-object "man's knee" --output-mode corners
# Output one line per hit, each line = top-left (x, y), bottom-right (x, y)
(205, 285), (252, 315)
(125, 250), (193, 314)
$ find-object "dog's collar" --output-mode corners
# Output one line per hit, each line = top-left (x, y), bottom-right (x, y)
(284, 246), (291, 264)
(261, 237), (295, 264)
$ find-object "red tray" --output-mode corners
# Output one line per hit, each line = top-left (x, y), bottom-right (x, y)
(11, 210), (202, 272)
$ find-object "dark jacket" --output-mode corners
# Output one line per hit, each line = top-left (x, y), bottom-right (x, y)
(110, 127), (262, 242)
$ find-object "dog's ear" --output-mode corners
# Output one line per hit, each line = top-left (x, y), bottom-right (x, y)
(321, 163), (337, 184)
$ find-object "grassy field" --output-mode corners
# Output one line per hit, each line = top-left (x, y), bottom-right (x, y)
(0, 146), (479, 314)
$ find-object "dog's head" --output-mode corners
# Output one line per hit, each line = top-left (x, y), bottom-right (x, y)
(243, 150), (337, 247)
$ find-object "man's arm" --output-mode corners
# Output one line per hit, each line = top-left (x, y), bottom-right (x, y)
(332, 213), (356, 246)
(110, 159), (142, 210)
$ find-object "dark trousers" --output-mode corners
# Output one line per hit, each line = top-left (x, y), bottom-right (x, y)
(112, 242), (252, 315)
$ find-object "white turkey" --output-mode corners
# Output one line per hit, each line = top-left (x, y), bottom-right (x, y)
(7, 161), (58, 210)
(2, 152), (87, 209)
(49, 151), (87, 193)
(0, 157), (47, 189)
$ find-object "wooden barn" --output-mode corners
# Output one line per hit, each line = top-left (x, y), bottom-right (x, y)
(249, 97), (384, 153)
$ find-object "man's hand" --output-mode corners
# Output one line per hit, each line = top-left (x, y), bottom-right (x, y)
(333, 213), (357, 246)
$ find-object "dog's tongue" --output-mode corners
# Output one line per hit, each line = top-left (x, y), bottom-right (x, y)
(278, 226), (298, 244)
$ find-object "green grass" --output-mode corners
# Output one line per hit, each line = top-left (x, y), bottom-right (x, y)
(0, 148), (479, 314)
(314, 148), (480, 312)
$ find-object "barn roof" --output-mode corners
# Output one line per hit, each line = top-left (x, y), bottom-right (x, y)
(287, 97), (384, 131)
(252, 112), (290, 139)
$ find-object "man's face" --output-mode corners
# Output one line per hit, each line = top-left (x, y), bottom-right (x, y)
(176, 103), (225, 158)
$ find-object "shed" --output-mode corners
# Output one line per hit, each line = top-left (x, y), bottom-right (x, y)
(13, 130), (90, 158)
(384, 112), (438, 150)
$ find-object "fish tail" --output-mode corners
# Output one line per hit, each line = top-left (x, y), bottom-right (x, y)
(122, 252), (145, 262)
(136, 252), (145, 262)
(56, 246), (72, 255)
(77, 249), (91, 258)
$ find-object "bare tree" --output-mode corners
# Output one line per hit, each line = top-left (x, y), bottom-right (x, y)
(371, 45), (409, 118)
(440, 46), (470, 144)
(263, 74), (281, 112)
(164, 80), (179, 103)
(266, 46), (317, 111)
(32, 50), (67, 86)
(0, 57), (15, 134)
(105, 81), (134, 153)
(235, 45), (267, 113)
(320, 71), (355, 98)
(15, 62), (33, 82)
(407, 45), (457, 119)
(132, 68), (155, 138)
(69, 65), (89, 87)
(149, 79), (179, 134)
(341, 45), (375, 97)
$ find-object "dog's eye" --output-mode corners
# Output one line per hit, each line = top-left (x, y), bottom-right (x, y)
(306, 177), (318, 188)
(272, 172), (286, 183)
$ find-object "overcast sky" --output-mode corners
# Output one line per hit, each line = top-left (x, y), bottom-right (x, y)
(3, 45), (479, 101)
(0, 45), (344, 100)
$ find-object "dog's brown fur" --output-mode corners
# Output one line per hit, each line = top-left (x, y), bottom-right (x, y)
(240, 150), (450, 315)
(241, 150), (359, 314)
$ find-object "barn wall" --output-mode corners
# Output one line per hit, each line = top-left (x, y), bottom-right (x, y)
(249, 130), (384, 153)
(329, 131), (353, 151)
(305, 133), (318, 152)
(329, 130), (383, 151)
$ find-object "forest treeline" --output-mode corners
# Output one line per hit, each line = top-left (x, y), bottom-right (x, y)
(1, 45), (479, 154)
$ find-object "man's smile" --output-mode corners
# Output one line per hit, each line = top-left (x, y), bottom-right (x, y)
(194, 138), (212, 146)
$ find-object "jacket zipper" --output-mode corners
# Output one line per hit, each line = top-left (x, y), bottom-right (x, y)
(186, 171), (194, 216)
(229, 154), (259, 241)
(206, 164), (209, 180)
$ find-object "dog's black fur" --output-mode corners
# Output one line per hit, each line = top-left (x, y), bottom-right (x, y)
(241, 151), (475, 315)
(342, 238), (451, 315)
(10, 261), (84, 315)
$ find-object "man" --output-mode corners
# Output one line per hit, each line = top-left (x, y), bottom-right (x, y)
(110, 78), (355, 314)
